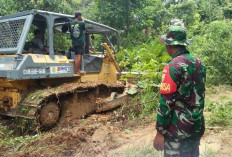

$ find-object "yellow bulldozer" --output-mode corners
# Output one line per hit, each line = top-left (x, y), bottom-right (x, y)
(0, 10), (131, 130)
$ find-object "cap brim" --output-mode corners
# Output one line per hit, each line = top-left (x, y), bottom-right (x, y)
(159, 34), (193, 46)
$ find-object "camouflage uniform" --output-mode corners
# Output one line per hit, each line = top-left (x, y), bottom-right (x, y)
(157, 26), (206, 157)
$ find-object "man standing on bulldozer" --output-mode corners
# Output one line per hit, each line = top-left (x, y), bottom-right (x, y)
(70, 11), (86, 74)
(153, 26), (206, 157)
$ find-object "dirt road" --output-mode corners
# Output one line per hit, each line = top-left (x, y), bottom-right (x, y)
(1, 85), (231, 157)
(4, 112), (230, 157)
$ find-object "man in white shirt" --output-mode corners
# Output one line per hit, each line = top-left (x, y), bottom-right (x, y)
(30, 29), (44, 49)
(30, 29), (48, 51)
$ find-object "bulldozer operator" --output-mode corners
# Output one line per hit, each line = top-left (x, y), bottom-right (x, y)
(30, 29), (49, 52)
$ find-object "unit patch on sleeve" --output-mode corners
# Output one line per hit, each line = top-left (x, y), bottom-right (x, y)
(160, 64), (177, 94)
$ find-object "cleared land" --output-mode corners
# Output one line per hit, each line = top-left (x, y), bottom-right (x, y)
(0, 85), (231, 157)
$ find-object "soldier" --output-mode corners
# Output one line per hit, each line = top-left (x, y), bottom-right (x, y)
(153, 26), (206, 157)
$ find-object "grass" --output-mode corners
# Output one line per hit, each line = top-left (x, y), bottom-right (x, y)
(120, 142), (229, 157)
(0, 122), (46, 156)
(121, 143), (163, 157)
(200, 147), (217, 157)
(204, 85), (232, 127)
(207, 102), (232, 126)
(120, 85), (232, 157)
(121, 143), (229, 157)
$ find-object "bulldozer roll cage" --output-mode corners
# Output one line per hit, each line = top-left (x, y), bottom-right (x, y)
(0, 9), (120, 58)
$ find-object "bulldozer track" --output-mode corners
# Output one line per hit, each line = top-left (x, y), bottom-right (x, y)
(16, 81), (126, 132)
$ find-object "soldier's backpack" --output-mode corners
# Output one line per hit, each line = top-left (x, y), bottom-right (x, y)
(71, 24), (80, 39)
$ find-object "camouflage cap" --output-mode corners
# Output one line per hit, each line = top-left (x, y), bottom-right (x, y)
(158, 26), (193, 46)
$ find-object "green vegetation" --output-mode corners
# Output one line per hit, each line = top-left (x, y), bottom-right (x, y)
(204, 85), (232, 127)
(122, 144), (163, 157)
(0, 0), (231, 85)
(2, 0), (230, 123)
(190, 20), (232, 84)
(122, 144), (222, 157)
(113, 0), (232, 119)
(116, 39), (169, 118)
(0, 123), (44, 156)
(207, 102), (232, 126)
(0, 0), (232, 156)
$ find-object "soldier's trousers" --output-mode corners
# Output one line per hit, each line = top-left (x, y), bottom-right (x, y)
(164, 136), (200, 157)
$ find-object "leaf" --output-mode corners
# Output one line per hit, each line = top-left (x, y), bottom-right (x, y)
(137, 81), (145, 89)
(127, 88), (138, 95)
(125, 129), (131, 134)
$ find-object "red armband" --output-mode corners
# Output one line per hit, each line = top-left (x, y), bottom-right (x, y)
(160, 64), (177, 94)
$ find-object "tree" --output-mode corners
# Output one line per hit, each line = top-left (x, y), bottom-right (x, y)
(189, 20), (232, 84)
(0, 0), (18, 16)
(196, 0), (224, 23)
(168, 0), (200, 29)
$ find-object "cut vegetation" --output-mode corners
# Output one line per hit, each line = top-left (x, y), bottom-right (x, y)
(0, 85), (231, 157)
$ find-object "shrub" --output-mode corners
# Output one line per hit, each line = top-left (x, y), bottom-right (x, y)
(205, 101), (232, 126)
(189, 20), (232, 85)
(116, 38), (170, 118)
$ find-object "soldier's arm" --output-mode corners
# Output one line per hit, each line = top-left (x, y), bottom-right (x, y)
(156, 62), (181, 136)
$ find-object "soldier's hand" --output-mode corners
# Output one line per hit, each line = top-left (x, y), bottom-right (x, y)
(153, 131), (164, 151)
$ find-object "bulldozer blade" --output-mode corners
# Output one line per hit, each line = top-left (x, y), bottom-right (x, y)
(96, 93), (129, 112)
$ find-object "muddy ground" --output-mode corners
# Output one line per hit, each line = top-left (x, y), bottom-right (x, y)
(1, 85), (232, 157)
(0, 112), (231, 157)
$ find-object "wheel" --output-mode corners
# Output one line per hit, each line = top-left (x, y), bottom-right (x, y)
(39, 101), (60, 128)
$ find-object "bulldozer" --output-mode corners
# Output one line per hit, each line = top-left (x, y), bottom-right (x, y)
(0, 10), (130, 130)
